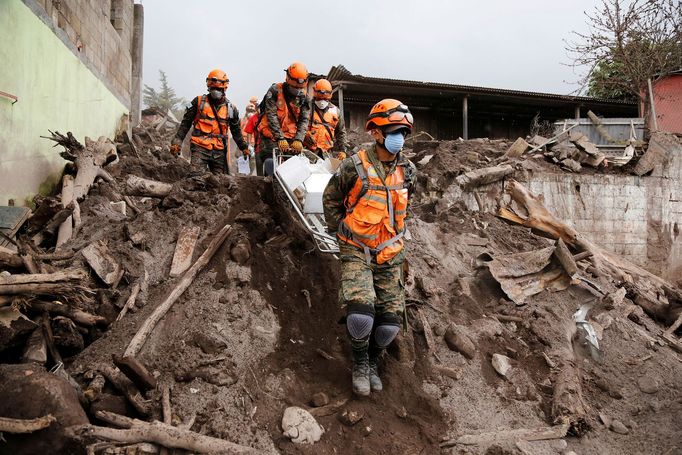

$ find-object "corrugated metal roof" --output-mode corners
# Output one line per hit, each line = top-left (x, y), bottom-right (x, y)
(326, 65), (637, 106)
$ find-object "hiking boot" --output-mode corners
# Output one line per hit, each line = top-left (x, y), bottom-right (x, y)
(351, 351), (371, 396)
(368, 357), (383, 392)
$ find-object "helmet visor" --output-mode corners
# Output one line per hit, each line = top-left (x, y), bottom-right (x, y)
(207, 77), (229, 85)
(368, 104), (413, 126)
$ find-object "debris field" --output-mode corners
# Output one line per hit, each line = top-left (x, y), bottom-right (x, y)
(0, 119), (681, 455)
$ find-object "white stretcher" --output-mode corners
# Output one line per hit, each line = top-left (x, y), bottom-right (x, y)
(272, 149), (340, 254)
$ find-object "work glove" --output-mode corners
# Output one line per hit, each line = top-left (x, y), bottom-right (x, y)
(170, 138), (181, 154)
(335, 151), (347, 160)
(291, 140), (303, 154)
(277, 139), (290, 153)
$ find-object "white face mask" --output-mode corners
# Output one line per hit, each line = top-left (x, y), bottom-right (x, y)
(315, 100), (329, 110)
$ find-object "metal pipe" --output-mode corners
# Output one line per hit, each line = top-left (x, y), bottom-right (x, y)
(0, 91), (18, 105)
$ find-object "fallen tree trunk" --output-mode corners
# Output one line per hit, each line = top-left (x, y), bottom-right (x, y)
(455, 164), (514, 190)
(124, 224), (232, 357)
(126, 176), (173, 198)
(0, 269), (87, 286)
(499, 180), (675, 310)
(0, 414), (56, 433)
(44, 132), (117, 248)
(67, 411), (259, 454)
(29, 301), (105, 326)
(0, 283), (86, 296)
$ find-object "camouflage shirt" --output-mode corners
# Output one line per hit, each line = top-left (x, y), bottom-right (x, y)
(323, 145), (417, 235)
(263, 83), (312, 142)
(175, 95), (249, 151)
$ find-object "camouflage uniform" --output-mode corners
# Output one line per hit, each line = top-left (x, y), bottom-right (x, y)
(257, 83), (311, 176)
(323, 144), (416, 393)
(175, 95), (248, 175)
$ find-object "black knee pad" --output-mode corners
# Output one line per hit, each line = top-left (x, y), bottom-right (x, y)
(373, 312), (401, 347)
(346, 304), (375, 340)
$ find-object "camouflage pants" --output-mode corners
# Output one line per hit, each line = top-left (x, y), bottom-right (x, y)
(190, 144), (228, 175)
(338, 241), (405, 319)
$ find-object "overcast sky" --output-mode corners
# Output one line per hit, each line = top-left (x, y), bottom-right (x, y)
(140, 0), (599, 113)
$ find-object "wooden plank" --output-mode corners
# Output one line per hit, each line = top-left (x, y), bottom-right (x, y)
(82, 240), (123, 286)
(169, 226), (200, 278)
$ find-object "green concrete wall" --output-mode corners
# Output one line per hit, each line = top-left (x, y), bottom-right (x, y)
(0, 0), (128, 205)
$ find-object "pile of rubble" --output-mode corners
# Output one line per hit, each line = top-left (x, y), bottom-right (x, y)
(0, 122), (681, 455)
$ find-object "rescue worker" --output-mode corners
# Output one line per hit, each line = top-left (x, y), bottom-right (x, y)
(322, 99), (416, 396)
(305, 79), (349, 159)
(171, 69), (249, 174)
(256, 61), (312, 176)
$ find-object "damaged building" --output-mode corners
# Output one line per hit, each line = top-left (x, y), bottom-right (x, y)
(325, 64), (639, 140)
(0, 0), (144, 205)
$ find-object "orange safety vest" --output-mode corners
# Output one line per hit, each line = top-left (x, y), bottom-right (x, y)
(338, 149), (410, 264)
(307, 105), (340, 151)
(257, 83), (301, 140)
(191, 95), (232, 150)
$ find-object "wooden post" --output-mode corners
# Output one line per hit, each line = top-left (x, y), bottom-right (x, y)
(337, 85), (345, 123)
(462, 96), (469, 140)
(574, 105), (581, 120)
(647, 78), (658, 132)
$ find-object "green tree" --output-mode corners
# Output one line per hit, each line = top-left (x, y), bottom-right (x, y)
(586, 60), (635, 100)
(567, 0), (682, 104)
(143, 70), (186, 116)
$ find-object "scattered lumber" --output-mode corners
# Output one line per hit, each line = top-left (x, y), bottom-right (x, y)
(68, 411), (259, 454)
(100, 365), (152, 416)
(29, 301), (105, 326)
(124, 224), (233, 357)
(112, 355), (157, 391)
(0, 414), (56, 433)
(126, 176), (173, 198)
(116, 280), (141, 321)
(0, 269), (90, 297)
(82, 241), (123, 287)
(169, 226), (200, 278)
(21, 326), (47, 364)
(586, 110), (616, 143)
(440, 423), (568, 447)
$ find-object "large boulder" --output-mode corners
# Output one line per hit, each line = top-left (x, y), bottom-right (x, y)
(0, 364), (88, 454)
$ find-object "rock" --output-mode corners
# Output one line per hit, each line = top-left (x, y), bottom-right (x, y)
(109, 201), (127, 216)
(281, 406), (324, 444)
(433, 323), (446, 337)
(505, 137), (531, 157)
(230, 237), (251, 264)
(637, 375), (659, 394)
(0, 364), (88, 454)
(604, 287), (627, 308)
(396, 406), (407, 419)
(443, 325), (476, 359)
(192, 331), (226, 354)
(609, 420), (629, 435)
(311, 392), (329, 407)
(561, 158), (582, 172)
(491, 354), (512, 377)
(362, 425), (372, 436)
(338, 408), (364, 426)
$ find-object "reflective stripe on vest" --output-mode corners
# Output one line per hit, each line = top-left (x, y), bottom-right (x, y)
(307, 106), (339, 151)
(337, 150), (410, 265)
(257, 83), (301, 140)
(191, 95), (231, 150)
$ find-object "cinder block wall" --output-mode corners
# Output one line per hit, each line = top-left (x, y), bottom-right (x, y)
(526, 160), (682, 280)
(30, 0), (134, 107)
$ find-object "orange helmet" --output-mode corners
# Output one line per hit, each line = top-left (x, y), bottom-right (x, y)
(365, 99), (413, 132)
(285, 62), (309, 88)
(206, 69), (229, 89)
(313, 79), (333, 100)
